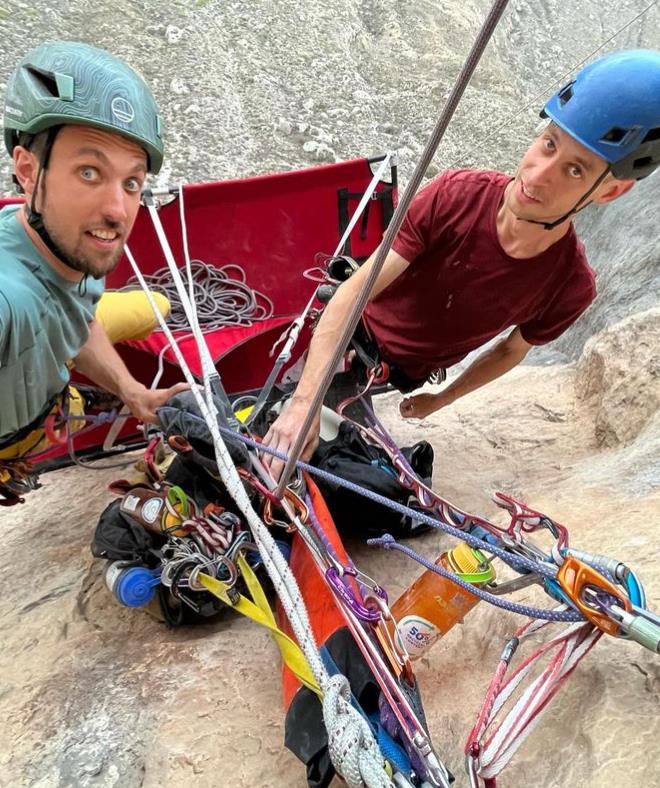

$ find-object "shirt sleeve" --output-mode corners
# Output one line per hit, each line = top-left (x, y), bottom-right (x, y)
(392, 172), (454, 262)
(520, 263), (597, 345)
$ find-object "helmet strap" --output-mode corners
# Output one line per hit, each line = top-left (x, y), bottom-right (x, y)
(519, 166), (610, 231)
(25, 126), (80, 267)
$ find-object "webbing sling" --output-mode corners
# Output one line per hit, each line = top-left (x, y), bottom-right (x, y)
(198, 553), (322, 698)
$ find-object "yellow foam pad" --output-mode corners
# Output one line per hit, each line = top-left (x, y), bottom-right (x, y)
(95, 290), (171, 344)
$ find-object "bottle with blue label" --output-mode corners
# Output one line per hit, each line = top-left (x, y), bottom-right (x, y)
(392, 542), (495, 660)
(104, 561), (161, 608)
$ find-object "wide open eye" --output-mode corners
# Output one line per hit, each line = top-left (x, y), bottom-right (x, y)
(124, 176), (142, 193)
(80, 166), (99, 181)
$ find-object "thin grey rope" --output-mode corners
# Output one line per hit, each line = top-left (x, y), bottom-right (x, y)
(452, 0), (659, 171)
(120, 260), (274, 331)
(275, 0), (513, 496)
(368, 534), (579, 622)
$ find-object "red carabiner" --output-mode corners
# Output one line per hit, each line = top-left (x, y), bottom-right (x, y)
(43, 410), (68, 446)
(371, 361), (390, 385)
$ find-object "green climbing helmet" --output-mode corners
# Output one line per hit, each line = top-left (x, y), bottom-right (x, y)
(3, 41), (164, 173)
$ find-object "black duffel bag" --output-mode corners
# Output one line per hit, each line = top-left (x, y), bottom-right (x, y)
(310, 422), (433, 538)
(91, 497), (163, 564)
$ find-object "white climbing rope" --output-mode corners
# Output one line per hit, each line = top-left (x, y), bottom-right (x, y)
(333, 152), (393, 259)
(124, 236), (391, 787)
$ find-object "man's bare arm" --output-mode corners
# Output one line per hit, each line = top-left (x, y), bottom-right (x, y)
(400, 327), (532, 419)
(74, 319), (188, 423)
(263, 247), (411, 477)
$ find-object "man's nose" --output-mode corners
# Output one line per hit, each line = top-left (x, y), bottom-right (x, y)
(527, 157), (557, 188)
(100, 181), (129, 225)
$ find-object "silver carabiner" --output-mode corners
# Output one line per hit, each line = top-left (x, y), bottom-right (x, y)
(466, 752), (482, 788)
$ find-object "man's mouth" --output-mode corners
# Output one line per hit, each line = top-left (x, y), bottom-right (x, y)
(519, 180), (541, 203)
(86, 228), (121, 244)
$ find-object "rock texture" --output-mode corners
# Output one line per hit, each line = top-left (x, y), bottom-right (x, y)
(0, 0), (657, 187)
(2, 313), (660, 788)
(0, 2), (659, 787)
(576, 307), (660, 449)
(548, 175), (660, 362)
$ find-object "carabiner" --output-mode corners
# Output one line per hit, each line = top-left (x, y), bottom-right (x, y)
(43, 408), (68, 446)
(557, 554), (632, 636)
(263, 485), (309, 530)
(464, 742), (483, 788)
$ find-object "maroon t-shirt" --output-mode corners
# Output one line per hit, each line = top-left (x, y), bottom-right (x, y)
(363, 169), (596, 380)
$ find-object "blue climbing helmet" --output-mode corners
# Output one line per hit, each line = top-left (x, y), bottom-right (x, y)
(542, 49), (660, 180)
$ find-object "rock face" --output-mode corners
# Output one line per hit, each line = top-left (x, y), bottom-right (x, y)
(0, 0), (657, 188)
(3, 324), (660, 788)
(576, 307), (660, 448)
(0, 2), (659, 788)
(548, 175), (660, 362)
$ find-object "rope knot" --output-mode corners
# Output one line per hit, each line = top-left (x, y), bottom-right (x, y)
(367, 533), (396, 549)
(322, 674), (391, 788)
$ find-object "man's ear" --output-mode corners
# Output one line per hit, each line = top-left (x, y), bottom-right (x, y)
(12, 146), (39, 201)
(592, 177), (635, 205)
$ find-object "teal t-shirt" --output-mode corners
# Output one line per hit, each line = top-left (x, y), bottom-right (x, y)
(0, 205), (104, 442)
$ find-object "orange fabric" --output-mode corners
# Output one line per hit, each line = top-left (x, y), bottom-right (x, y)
(277, 474), (359, 707)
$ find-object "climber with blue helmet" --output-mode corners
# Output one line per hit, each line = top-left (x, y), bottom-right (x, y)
(520, 48), (660, 229)
(0, 42), (187, 501)
(264, 49), (660, 479)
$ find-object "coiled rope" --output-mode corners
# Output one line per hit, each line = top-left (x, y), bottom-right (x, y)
(121, 260), (274, 331)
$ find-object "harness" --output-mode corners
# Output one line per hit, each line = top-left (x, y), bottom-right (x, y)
(0, 387), (70, 505)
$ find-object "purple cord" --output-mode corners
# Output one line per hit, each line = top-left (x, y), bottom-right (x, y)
(217, 426), (583, 623)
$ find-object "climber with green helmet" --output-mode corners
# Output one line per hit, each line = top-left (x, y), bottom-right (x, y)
(0, 41), (187, 496)
(264, 49), (660, 480)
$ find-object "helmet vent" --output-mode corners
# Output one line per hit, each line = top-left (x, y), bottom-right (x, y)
(26, 66), (60, 99)
(601, 126), (631, 145)
(633, 155), (652, 171)
(557, 82), (574, 106)
(641, 126), (660, 144)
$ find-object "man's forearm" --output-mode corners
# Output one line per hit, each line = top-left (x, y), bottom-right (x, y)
(74, 319), (145, 401)
(292, 283), (358, 404)
(441, 337), (529, 406)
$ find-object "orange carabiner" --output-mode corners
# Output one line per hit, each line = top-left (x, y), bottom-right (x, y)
(263, 486), (309, 530)
(557, 555), (631, 637)
(43, 409), (68, 446)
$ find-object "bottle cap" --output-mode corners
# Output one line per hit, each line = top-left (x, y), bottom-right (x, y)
(447, 542), (495, 584)
(114, 566), (161, 607)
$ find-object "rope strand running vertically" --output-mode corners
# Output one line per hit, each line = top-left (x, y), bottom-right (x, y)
(275, 0), (513, 495)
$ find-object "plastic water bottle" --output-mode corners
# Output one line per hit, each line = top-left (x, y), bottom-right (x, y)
(392, 542), (495, 660)
(104, 562), (161, 608)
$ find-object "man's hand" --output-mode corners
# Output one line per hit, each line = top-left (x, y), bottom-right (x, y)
(75, 320), (190, 424)
(399, 328), (532, 419)
(121, 381), (190, 424)
(400, 390), (452, 419)
(262, 398), (321, 480)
